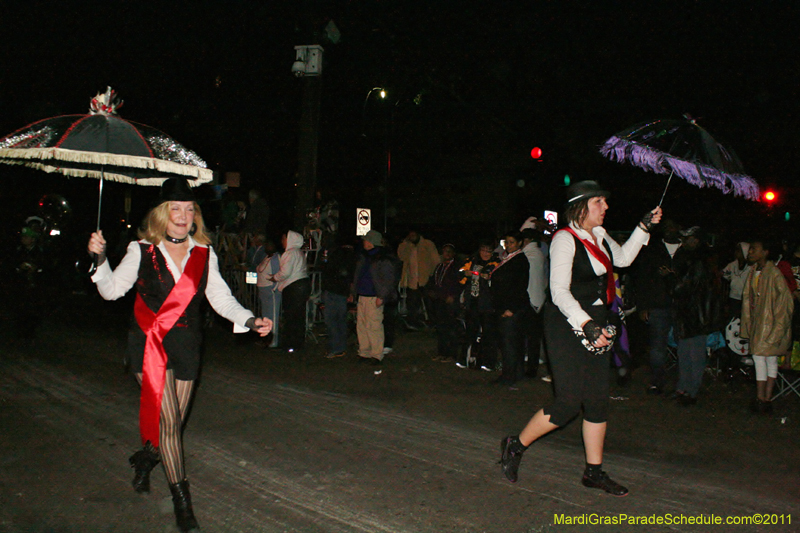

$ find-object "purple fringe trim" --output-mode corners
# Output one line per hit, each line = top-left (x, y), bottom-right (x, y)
(600, 136), (760, 201)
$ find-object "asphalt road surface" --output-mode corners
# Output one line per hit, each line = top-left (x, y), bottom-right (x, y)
(1, 295), (799, 532)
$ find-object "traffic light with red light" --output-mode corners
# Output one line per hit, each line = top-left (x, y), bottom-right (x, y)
(763, 190), (777, 203)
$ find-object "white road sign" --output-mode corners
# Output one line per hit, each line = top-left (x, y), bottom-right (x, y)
(544, 210), (558, 234)
(356, 208), (371, 236)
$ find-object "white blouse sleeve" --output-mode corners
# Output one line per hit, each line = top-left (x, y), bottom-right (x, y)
(204, 246), (255, 332)
(91, 240), (141, 300)
(604, 226), (650, 268)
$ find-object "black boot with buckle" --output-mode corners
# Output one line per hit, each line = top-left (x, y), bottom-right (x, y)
(499, 435), (528, 483)
(169, 479), (200, 532)
(128, 446), (160, 494)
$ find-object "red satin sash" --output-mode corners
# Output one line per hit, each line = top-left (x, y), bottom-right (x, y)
(134, 245), (208, 448)
(562, 227), (615, 305)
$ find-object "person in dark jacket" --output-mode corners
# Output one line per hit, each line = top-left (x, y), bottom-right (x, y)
(670, 226), (724, 405)
(633, 219), (688, 394)
(350, 230), (400, 366)
(243, 189), (270, 235)
(381, 235), (404, 355)
(322, 239), (356, 358)
(490, 231), (530, 385)
(458, 241), (500, 370)
(429, 244), (463, 363)
(10, 226), (47, 340)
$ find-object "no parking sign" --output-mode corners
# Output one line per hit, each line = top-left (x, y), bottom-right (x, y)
(544, 210), (558, 233)
(356, 208), (371, 236)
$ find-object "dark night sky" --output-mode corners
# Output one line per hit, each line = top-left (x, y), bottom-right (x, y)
(1, 1), (798, 242)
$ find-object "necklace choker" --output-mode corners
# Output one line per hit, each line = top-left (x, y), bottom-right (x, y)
(165, 234), (188, 244)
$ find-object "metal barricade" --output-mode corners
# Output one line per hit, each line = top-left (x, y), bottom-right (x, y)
(213, 229), (323, 343)
(220, 267), (260, 317)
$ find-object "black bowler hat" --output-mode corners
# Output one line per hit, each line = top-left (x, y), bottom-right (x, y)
(160, 178), (195, 202)
(565, 180), (610, 206)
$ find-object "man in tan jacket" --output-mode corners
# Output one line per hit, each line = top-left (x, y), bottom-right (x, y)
(740, 239), (793, 413)
(398, 230), (440, 329)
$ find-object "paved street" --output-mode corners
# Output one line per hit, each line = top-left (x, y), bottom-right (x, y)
(1, 295), (799, 532)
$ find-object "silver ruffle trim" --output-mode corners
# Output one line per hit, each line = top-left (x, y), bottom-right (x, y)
(147, 134), (208, 168)
(0, 126), (56, 150)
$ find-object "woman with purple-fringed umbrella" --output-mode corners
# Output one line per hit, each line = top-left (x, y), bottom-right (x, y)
(499, 180), (661, 497)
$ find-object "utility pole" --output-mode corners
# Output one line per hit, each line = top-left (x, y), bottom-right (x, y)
(291, 44), (324, 231)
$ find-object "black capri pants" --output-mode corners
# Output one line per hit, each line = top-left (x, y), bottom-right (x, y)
(542, 302), (612, 426)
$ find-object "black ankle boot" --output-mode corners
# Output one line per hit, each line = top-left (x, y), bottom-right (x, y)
(499, 435), (528, 483)
(169, 479), (199, 532)
(128, 448), (160, 493)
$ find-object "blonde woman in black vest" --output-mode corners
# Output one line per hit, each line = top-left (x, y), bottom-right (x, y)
(499, 181), (661, 496)
(87, 178), (272, 532)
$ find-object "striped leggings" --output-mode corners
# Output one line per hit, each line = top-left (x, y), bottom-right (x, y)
(135, 369), (195, 484)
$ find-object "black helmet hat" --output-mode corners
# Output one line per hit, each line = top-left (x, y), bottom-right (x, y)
(565, 180), (610, 206)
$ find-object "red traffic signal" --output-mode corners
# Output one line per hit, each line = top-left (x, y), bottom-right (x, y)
(530, 147), (542, 160)
(763, 190), (777, 203)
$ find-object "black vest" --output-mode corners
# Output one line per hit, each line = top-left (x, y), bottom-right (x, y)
(135, 243), (208, 326)
(126, 243), (209, 380)
(568, 233), (614, 307)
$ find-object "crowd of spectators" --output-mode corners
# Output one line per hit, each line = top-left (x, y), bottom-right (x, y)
(210, 184), (800, 412)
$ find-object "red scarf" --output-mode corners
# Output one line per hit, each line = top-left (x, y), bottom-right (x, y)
(134, 246), (208, 448)
(562, 226), (615, 305)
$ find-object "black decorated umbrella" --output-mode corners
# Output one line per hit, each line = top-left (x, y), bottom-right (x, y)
(600, 114), (759, 203)
(0, 87), (213, 230)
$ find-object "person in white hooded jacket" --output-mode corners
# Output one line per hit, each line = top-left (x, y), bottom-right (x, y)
(269, 230), (310, 351)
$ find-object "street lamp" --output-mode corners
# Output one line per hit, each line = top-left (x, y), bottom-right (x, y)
(363, 87), (386, 113)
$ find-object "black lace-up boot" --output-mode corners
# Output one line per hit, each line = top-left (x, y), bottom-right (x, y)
(169, 479), (200, 531)
(128, 447), (160, 493)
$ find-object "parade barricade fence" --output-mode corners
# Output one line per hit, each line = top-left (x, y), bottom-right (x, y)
(212, 230), (323, 341)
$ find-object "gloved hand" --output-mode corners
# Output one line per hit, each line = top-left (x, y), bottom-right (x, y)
(639, 206), (663, 232)
(578, 321), (618, 354)
(582, 320), (607, 345)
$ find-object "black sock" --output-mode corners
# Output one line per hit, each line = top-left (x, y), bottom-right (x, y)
(585, 463), (603, 479)
(508, 436), (528, 455)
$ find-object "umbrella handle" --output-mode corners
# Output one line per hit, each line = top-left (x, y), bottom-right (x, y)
(88, 174), (104, 275)
(96, 173), (104, 231)
(658, 170), (674, 207)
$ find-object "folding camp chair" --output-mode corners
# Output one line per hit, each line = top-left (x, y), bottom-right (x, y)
(773, 368), (800, 400)
(664, 329), (725, 377)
